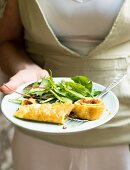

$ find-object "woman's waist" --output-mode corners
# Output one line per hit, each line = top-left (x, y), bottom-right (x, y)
(29, 52), (128, 72)
(45, 55), (127, 70)
(29, 53), (128, 85)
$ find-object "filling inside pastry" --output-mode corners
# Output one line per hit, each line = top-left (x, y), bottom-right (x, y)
(73, 98), (105, 120)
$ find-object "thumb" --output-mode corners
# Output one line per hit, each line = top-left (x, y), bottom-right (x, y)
(0, 69), (49, 94)
(0, 78), (24, 94)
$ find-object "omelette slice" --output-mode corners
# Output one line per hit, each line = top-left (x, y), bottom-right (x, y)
(14, 103), (74, 124)
(73, 98), (104, 120)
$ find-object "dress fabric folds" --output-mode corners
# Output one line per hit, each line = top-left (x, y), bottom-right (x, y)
(0, 0), (7, 17)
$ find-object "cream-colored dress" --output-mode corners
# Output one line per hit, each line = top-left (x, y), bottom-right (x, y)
(2, 0), (130, 170)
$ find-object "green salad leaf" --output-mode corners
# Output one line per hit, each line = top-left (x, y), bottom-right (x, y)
(14, 75), (102, 104)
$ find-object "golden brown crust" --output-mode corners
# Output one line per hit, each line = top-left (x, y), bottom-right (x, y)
(14, 103), (74, 124)
(73, 98), (105, 120)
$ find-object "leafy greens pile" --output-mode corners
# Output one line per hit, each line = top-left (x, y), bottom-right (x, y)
(18, 75), (101, 104)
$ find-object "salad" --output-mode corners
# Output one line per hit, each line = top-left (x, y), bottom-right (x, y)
(9, 75), (104, 124)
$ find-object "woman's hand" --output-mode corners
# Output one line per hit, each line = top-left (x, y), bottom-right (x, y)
(0, 68), (49, 94)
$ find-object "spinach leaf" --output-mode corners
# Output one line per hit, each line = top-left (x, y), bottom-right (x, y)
(71, 76), (92, 92)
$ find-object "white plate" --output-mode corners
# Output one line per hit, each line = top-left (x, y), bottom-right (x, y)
(1, 78), (119, 134)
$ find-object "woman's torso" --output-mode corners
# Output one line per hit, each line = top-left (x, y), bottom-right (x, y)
(17, 0), (130, 147)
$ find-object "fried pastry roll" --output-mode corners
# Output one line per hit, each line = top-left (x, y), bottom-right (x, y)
(14, 103), (74, 124)
(73, 98), (104, 120)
